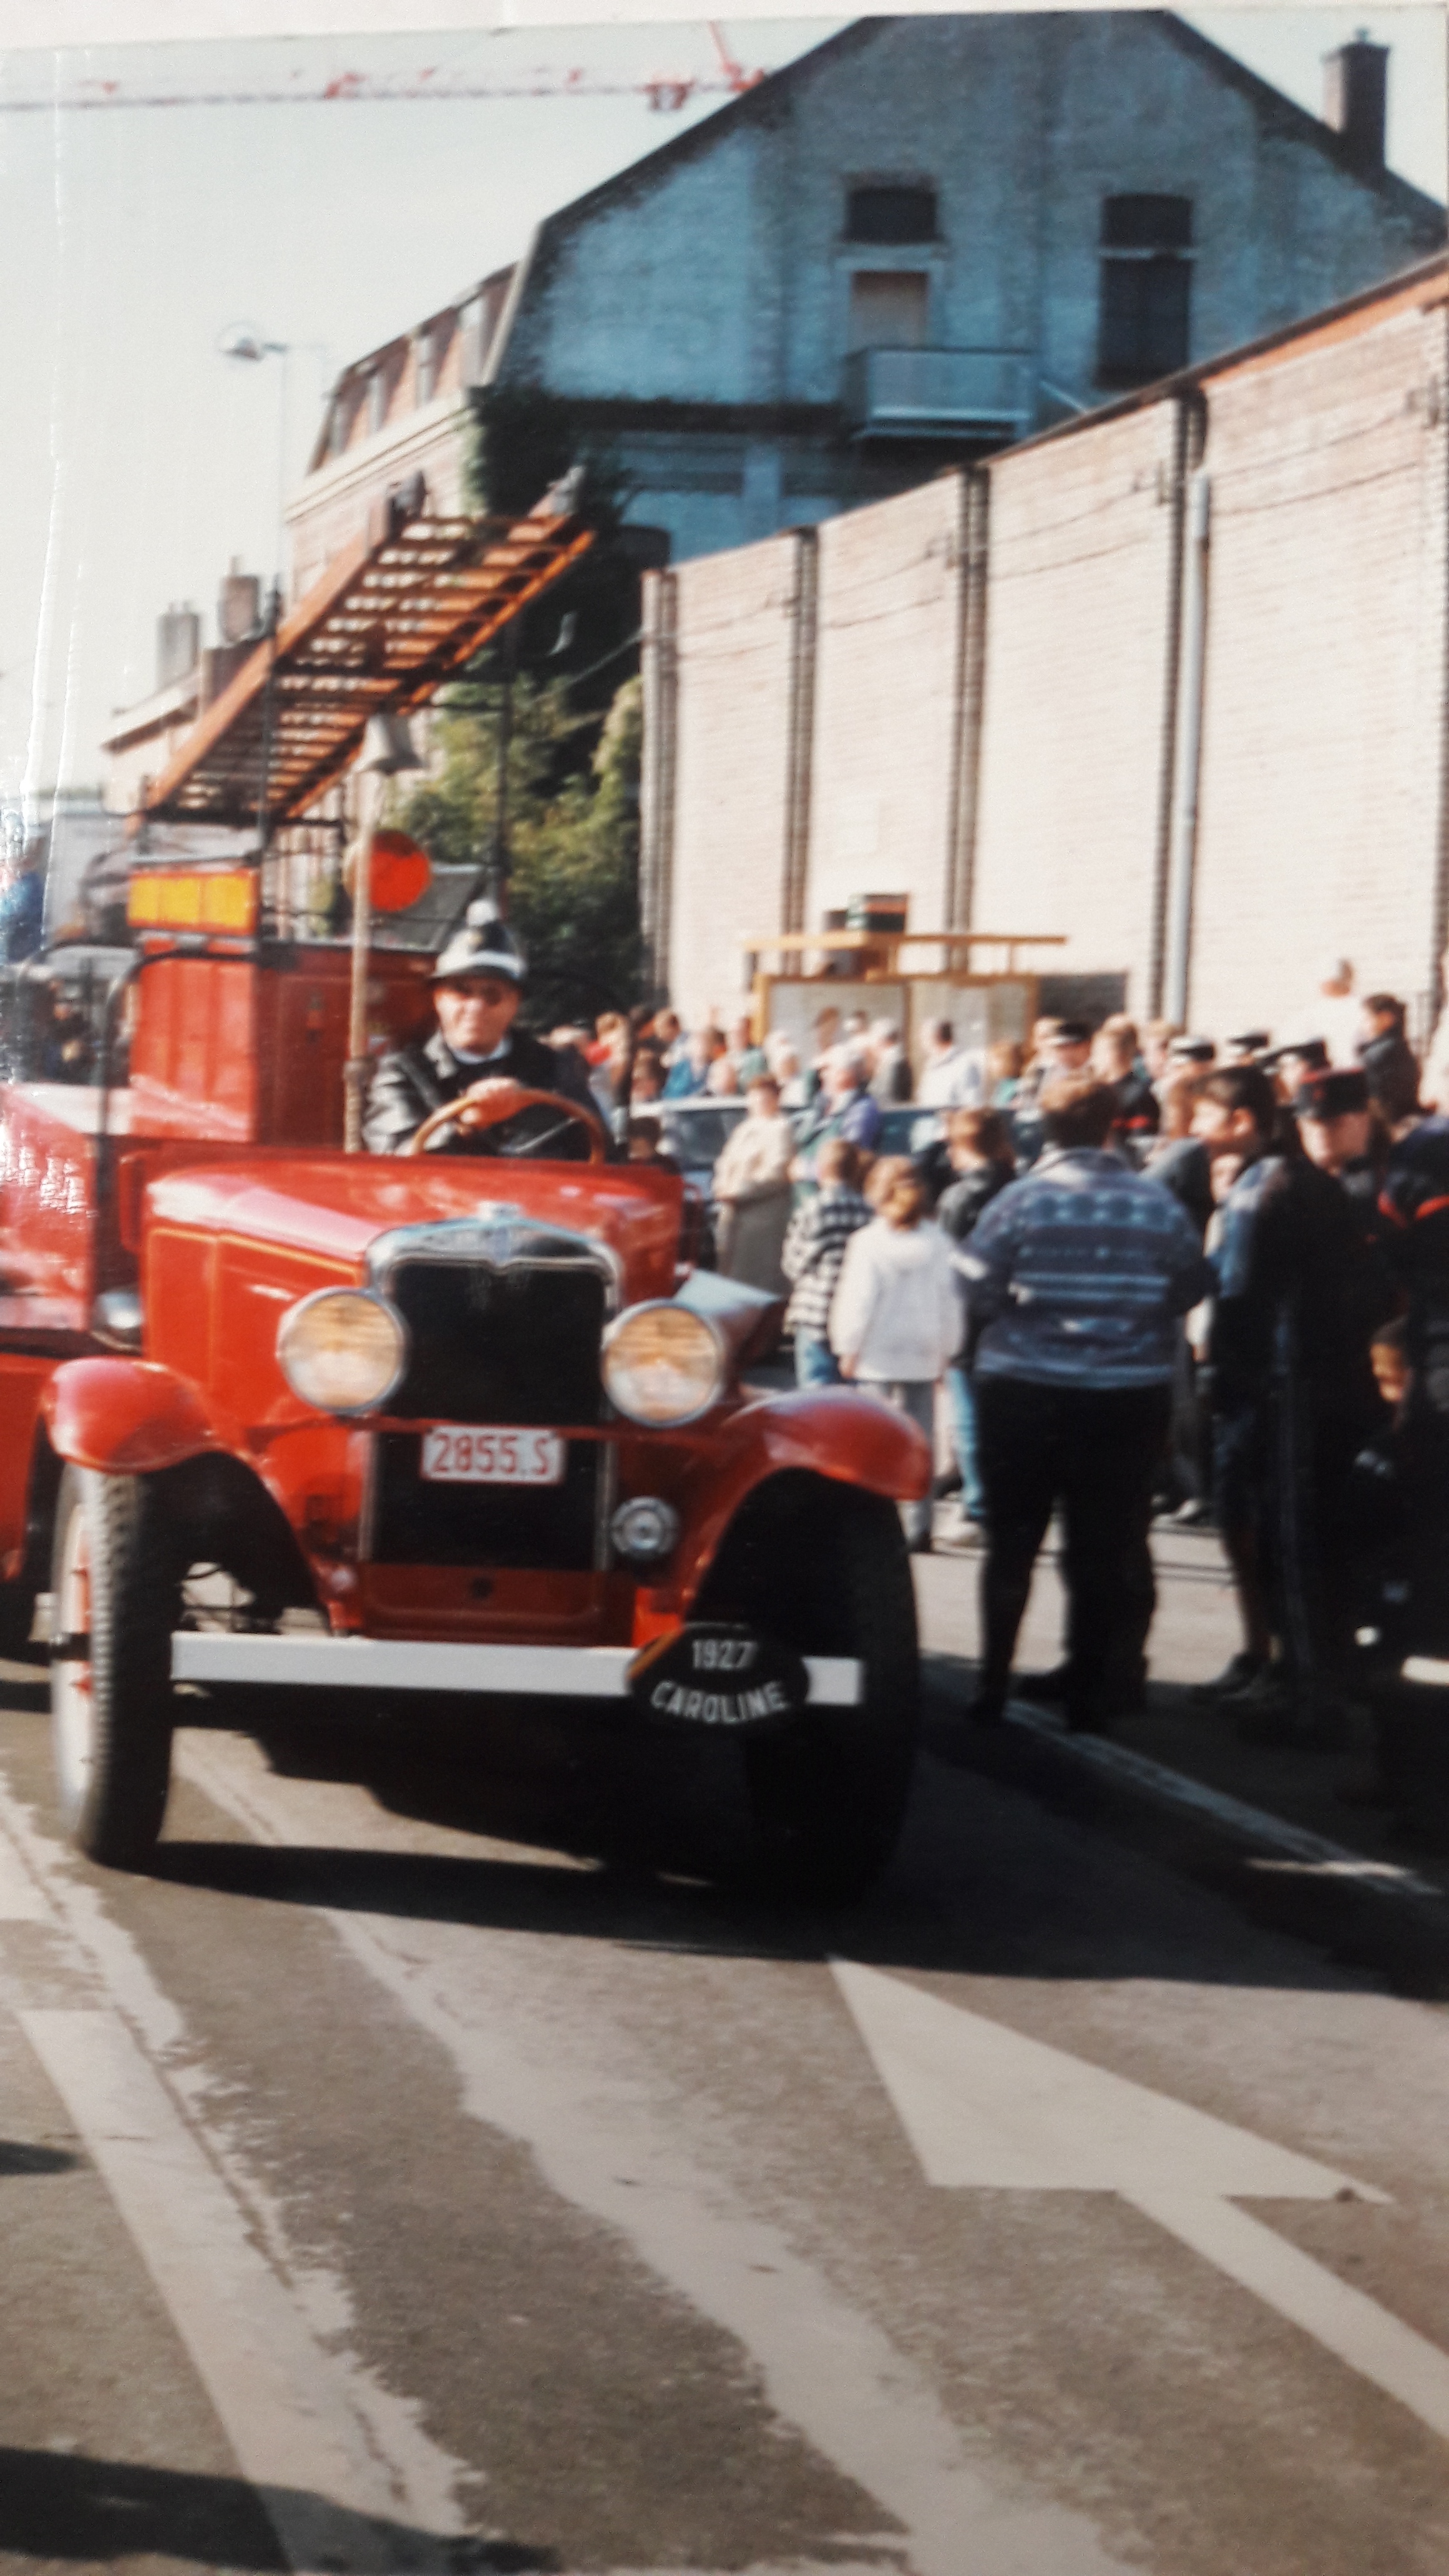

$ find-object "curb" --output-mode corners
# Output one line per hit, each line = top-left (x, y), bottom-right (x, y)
(922, 1659), (1449, 1995)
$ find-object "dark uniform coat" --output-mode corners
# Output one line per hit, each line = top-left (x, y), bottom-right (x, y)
(363, 1025), (600, 1156)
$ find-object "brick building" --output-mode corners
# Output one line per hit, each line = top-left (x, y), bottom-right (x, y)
(647, 253), (1449, 1048)
(288, 15), (1440, 590)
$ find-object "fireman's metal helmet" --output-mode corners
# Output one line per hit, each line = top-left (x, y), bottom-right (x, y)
(429, 901), (527, 987)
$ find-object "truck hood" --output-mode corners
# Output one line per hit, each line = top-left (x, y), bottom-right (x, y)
(144, 1154), (683, 1304)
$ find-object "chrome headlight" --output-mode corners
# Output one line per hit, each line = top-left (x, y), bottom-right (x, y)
(277, 1288), (407, 1416)
(602, 1302), (725, 1427)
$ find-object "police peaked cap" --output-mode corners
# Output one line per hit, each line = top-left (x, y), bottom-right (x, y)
(1262, 1037), (1329, 1071)
(430, 901), (527, 986)
(1292, 1068), (1370, 1121)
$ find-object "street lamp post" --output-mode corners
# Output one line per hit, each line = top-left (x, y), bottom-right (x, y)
(489, 622), (517, 914)
(343, 714), (424, 1155)
(217, 323), (326, 587)
(218, 324), (327, 931)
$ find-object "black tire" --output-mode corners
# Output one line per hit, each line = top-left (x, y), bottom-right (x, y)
(49, 1466), (178, 1868)
(701, 1475), (920, 1903)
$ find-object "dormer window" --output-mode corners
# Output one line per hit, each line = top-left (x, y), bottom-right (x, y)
(1097, 195), (1193, 388)
(846, 183), (937, 245)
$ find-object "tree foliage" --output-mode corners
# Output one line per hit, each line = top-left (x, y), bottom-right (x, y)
(395, 381), (651, 1027)
(401, 676), (643, 1031)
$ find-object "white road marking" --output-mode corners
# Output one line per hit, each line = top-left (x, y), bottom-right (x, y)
(0, 1823), (51, 1920)
(835, 1959), (1449, 2444)
(833, 1959), (1382, 2198)
(21, 2008), (421, 2570)
(1002, 1699), (1443, 1900)
(0, 1780), (478, 2574)
(178, 1730), (1131, 2576)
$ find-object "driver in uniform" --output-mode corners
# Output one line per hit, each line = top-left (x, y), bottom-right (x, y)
(363, 901), (600, 1154)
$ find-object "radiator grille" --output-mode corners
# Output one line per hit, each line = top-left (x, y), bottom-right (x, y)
(386, 1259), (607, 1426)
(369, 1434), (601, 1569)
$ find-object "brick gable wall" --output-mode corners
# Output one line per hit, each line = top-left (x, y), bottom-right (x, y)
(661, 269), (1449, 1048)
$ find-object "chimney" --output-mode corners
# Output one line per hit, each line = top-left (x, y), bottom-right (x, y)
(217, 557), (262, 646)
(156, 603), (200, 692)
(1324, 31), (1388, 177)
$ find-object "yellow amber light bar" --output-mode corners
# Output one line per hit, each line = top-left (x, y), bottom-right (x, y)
(127, 869), (259, 935)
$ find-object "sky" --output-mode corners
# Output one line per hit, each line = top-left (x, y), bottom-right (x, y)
(1, 7), (1443, 801)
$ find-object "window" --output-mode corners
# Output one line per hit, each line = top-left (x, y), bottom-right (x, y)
(849, 271), (930, 352)
(415, 326), (437, 407)
(846, 183), (937, 245)
(1096, 195), (1193, 388)
(367, 367), (389, 437)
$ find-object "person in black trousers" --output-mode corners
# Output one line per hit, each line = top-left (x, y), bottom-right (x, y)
(959, 1075), (1210, 1732)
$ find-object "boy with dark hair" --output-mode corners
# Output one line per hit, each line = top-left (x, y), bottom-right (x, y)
(935, 1108), (1017, 1532)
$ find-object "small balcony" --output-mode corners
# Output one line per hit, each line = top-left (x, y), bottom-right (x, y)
(842, 346), (1034, 442)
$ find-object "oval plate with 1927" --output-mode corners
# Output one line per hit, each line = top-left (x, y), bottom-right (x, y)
(627, 1623), (809, 1730)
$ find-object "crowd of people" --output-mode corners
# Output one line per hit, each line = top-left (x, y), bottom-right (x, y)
(577, 967), (1449, 1750)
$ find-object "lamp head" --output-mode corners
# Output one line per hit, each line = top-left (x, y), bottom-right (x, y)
(356, 713), (423, 776)
(218, 323), (276, 364)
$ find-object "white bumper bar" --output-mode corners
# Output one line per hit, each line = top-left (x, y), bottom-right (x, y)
(172, 1631), (864, 1707)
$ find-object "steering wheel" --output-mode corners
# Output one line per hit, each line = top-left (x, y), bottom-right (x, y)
(406, 1080), (607, 1163)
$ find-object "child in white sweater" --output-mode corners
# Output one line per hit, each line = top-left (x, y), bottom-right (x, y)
(829, 1161), (964, 1551)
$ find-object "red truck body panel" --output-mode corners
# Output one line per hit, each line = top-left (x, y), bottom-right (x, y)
(0, 944), (932, 1656)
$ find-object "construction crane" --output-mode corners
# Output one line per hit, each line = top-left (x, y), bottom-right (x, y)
(0, 26), (767, 115)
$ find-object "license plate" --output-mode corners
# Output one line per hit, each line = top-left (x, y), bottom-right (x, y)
(420, 1426), (565, 1486)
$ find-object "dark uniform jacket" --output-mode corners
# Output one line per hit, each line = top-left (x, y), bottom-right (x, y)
(1207, 1151), (1392, 1423)
(1110, 1069), (1161, 1158)
(1144, 1136), (1213, 1241)
(935, 1159), (1013, 1246)
(1380, 1118), (1449, 1417)
(1359, 1028), (1421, 1124)
(363, 1025), (600, 1156)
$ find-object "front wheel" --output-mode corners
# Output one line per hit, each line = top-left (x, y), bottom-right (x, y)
(700, 1476), (920, 1903)
(50, 1467), (178, 1868)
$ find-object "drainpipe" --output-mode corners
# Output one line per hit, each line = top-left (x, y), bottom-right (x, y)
(1430, 310), (1449, 1037)
(1163, 467), (1211, 1027)
(638, 567), (678, 1002)
(781, 526), (818, 935)
(1146, 393), (1196, 1017)
(945, 465), (990, 933)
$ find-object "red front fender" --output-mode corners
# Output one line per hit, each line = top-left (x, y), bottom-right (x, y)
(44, 1359), (221, 1475)
(667, 1388), (932, 1611)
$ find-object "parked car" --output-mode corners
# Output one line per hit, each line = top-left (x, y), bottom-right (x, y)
(658, 1097), (748, 1177)
(874, 1106), (945, 1160)
(0, 870), (930, 1901)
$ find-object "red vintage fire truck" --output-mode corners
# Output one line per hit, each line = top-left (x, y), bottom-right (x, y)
(0, 872), (929, 1899)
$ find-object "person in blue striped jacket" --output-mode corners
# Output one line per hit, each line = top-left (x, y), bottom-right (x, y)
(957, 1073), (1211, 1734)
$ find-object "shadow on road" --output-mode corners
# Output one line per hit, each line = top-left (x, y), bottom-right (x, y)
(0, 2140), (79, 2174)
(142, 1675), (1408, 1996)
(0, 2447), (557, 2571)
(6, 1657), (1424, 1994)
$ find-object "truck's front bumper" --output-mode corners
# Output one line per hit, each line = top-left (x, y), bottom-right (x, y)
(172, 1632), (864, 1706)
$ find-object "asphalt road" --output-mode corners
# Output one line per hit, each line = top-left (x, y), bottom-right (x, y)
(3, 1541), (1449, 2576)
